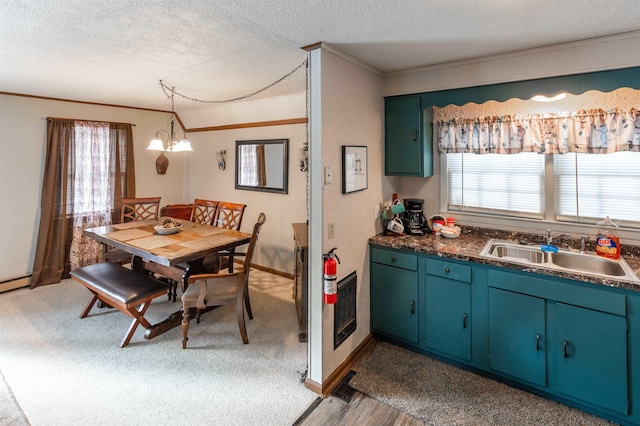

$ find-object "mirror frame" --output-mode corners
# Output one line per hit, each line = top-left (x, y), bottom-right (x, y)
(235, 139), (289, 194)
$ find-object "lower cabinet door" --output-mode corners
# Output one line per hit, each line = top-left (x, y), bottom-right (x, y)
(488, 288), (546, 386)
(425, 276), (471, 361)
(556, 303), (628, 414)
(371, 263), (419, 345)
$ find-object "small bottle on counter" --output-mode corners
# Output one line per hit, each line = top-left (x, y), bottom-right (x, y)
(595, 216), (621, 259)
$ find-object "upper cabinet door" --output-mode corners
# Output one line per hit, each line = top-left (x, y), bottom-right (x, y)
(384, 96), (432, 177)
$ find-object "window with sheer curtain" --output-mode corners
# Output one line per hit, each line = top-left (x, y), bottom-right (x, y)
(238, 143), (267, 187)
(31, 118), (134, 288)
(68, 121), (117, 270)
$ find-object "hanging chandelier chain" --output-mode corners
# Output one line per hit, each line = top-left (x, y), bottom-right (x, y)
(159, 59), (308, 104)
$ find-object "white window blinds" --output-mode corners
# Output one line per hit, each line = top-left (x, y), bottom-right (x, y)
(555, 152), (640, 224)
(448, 153), (545, 218)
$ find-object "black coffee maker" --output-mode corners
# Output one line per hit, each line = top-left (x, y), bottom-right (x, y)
(403, 198), (429, 236)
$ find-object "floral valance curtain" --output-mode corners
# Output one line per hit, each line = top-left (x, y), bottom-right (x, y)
(437, 108), (640, 155)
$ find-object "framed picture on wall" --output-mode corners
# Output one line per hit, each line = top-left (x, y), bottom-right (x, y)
(342, 145), (367, 194)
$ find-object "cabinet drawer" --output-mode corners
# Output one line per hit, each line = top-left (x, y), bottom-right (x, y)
(371, 247), (417, 271)
(426, 258), (471, 283)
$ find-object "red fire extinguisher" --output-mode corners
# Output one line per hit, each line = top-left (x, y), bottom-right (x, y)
(323, 248), (340, 304)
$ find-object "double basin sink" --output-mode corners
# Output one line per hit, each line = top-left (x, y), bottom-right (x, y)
(479, 239), (639, 282)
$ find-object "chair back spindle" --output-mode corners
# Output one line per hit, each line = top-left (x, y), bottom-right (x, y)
(190, 199), (218, 226)
(121, 197), (161, 223)
(214, 202), (246, 230)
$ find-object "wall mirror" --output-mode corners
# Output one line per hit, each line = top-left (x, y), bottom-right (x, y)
(235, 139), (289, 194)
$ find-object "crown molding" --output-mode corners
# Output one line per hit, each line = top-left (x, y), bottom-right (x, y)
(302, 41), (383, 76)
(387, 30), (640, 77)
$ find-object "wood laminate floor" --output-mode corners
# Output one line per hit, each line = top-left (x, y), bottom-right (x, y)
(297, 391), (424, 426)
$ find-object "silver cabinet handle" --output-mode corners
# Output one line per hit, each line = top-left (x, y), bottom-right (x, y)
(444, 267), (450, 273)
(563, 340), (568, 358)
(462, 313), (467, 329)
(412, 130), (417, 141)
(391, 256), (397, 262)
(536, 334), (540, 351)
(410, 301), (415, 315)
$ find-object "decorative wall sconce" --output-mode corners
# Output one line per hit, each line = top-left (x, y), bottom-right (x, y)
(216, 150), (226, 170)
(299, 142), (308, 172)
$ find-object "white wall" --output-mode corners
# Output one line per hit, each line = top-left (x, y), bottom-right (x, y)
(183, 124), (307, 274)
(319, 49), (384, 380)
(384, 32), (640, 235)
(0, 91), (308, 283)
(0, 94), (183, 282)
(180, 94), (308, 274)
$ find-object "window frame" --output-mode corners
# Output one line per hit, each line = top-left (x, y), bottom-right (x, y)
(441, 151), (640, 231)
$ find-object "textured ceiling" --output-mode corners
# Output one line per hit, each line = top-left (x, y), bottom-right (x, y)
(1, 0), (639, 112)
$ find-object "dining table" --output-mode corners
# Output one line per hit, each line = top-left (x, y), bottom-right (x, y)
(83, 217), (252, 340)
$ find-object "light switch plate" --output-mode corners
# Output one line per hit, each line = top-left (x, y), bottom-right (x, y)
(324, 166), (333, 184)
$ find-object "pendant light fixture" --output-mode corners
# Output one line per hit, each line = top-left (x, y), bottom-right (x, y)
(147, 85), (192, 174)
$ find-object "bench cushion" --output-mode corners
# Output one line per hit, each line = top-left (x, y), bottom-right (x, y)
(70, 263), (167, 305)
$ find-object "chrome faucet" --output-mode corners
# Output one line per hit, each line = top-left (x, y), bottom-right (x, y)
(546, 229), (552, 246)
(580, 236), (590, 254)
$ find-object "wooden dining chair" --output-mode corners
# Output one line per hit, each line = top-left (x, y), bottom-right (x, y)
(160, 203), (194, 221)
(190, 199), (218, 226)
(104, 197), (161, 265)
(181, 213), (266, 348)
(212, 201), (247, 272)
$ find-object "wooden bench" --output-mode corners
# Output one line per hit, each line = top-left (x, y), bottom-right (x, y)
(70, 262), (169, 347)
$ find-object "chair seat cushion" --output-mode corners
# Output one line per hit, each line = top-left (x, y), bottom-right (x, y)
(181, 275), (239, 304)
(71, 263), (167, 305)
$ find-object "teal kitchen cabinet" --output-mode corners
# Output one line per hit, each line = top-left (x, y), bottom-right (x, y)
(424, 258), (471, 361)
(384, 95), (433, 177)
(556, 303), (628, 414)
(370, 247), (419, 345)
(369, 243), (637, 425)
(488, 287), (546, 386)
(487, 268), (629, 415)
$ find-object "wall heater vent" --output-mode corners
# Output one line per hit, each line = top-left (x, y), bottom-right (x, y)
(334, 271), (357, 349)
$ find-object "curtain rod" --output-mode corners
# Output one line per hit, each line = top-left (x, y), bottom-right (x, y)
(44, 117), (136, 126)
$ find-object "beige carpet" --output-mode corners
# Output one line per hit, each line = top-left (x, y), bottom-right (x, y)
(350, 342), (617, 426)
(0, 269), (316, 426)
(0, 369), (29, 426)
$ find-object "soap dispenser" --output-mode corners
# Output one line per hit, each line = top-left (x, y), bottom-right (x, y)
(595, 216), (621, 259)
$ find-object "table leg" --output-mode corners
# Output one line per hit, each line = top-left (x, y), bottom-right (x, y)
(138, 257), (209, 340)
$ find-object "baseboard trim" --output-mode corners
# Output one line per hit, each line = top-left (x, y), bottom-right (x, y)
(0, 276), (31, 293)
(309, 334), (377, 397)
(304, 378), (322, 395)
(251, 264), (293, 280)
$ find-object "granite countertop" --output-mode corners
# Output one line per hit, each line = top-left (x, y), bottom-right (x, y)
(369, 226), (640, 293)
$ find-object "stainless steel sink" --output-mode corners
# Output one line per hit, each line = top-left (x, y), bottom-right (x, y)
(479, 239), (639, 282)
(549, 251), (627, 277)
(482, 242), (545, 264)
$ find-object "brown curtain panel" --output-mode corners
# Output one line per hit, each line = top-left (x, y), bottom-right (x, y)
(257, 144), (267, 187)
(31, 119), (135, 288)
